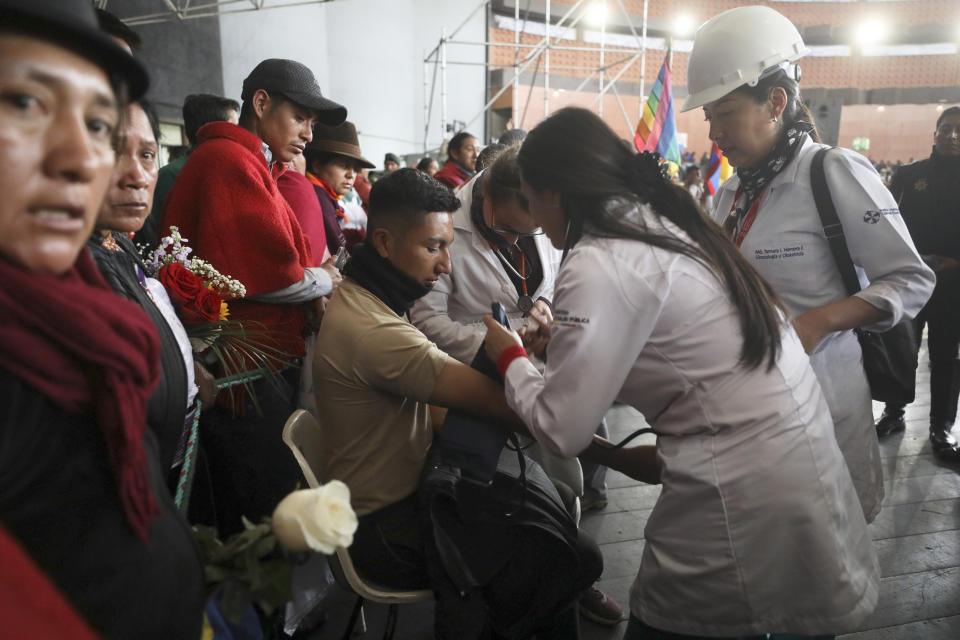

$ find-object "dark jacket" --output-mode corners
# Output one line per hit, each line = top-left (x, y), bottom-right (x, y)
(890, 150), (960, 258)
(87, 235), (189, 471)
(0, 370), (205, 639)
(891, 150), (960, 315)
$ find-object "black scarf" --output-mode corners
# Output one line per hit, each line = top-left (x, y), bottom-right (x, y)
(726, 122), (814, 238)
(343, 241), (430, 316)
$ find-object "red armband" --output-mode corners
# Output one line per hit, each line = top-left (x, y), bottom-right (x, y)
(497, 344), (528, 378)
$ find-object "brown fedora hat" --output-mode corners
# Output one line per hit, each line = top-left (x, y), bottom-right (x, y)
(307, 121), (375, 169)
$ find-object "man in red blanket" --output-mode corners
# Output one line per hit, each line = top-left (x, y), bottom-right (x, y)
(161, 59), (347, 535)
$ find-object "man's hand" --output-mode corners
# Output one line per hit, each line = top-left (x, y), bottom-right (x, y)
(517, 299), (553, 359)
(320, 256), (343, 292)
(194, 362), (219, 408)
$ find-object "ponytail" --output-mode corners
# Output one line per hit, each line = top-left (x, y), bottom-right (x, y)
(519, 107), (787, 370)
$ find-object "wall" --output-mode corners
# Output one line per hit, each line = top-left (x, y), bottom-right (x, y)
(219, 0), (486, 170)
(508, 83), (954, 167)
(219, 4), (330, 107)
(111, 0), (225, 122)
(838, 104), (947, 163)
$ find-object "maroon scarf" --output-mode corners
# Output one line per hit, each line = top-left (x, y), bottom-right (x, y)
(0, 251), (162, 541)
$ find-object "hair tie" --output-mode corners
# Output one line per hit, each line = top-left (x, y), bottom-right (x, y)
(629, 151), (670, 200)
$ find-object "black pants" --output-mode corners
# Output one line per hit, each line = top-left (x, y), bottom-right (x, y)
(351, 490), (600, 640)
(887, 305), (960, 422)
(351, 492), (430, 589)
(351, 490), (602, 591)
(191, 367), (303, 536)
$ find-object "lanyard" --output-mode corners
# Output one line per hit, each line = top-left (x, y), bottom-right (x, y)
(727, 186), (763, 248)
(490, 242), (533, 312)
(519, 251), (528, 296)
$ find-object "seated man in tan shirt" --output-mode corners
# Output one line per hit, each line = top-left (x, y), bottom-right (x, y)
(313, 169), (639, 631)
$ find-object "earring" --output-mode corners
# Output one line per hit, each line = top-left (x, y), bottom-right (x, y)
(772, 116), (779, 123)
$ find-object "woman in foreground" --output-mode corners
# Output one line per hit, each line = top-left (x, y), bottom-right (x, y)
(0, 1), (203, 636)
(483, 107), (878, 640)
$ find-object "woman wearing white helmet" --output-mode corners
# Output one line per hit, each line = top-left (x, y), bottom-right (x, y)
(683, 6), (934, 524)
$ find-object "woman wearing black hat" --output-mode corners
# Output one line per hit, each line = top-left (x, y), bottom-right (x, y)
(305, 121), (377, 254)
(0, 1), (204, 637)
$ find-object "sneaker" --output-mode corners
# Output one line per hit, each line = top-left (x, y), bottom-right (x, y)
(875, 409), (906, 438)
(581, 490), (608, 513)
(579, 585), (623, 627)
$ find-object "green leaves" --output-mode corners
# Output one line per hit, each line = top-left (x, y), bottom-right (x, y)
(193, 518), (295, 625)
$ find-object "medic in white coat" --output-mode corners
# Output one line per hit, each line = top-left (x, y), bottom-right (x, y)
(410, 154), (615, 517)
(681, 6), (934, 523)
(482, 105), (880, 638)
(410, 170), (561, 364)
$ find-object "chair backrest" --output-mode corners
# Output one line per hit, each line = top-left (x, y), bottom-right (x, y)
(280, 409), (433, 604)
(282, 409), (325, 488)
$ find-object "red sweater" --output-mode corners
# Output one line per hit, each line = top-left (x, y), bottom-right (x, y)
(434, 160), (472, 189)
(354, 173), (371, 209)
(0, 527), (98, 640)
(162, 122), (312, 359)
(277, 171), (329, 267)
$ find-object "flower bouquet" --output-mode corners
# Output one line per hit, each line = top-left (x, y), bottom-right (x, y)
(142, 227), (293, 412)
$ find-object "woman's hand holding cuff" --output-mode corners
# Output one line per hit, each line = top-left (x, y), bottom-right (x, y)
(482, 315), (526, 376)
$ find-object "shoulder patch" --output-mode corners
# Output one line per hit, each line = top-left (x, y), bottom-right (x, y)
(553, 309), (591, 328)
(863, 208), (898, 224)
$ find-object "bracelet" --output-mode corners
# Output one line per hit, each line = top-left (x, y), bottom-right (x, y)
(497, 344), (528, 378)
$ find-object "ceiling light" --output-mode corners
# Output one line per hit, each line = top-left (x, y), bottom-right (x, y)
(856, 19), (887, 46)
(672, 15), (695, 38)
(586, 2), (607, 27)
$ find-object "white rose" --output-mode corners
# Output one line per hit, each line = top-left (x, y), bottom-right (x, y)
(271, 480), (358, 554)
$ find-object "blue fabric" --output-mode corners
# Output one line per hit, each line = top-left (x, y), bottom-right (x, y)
(205, 589), (264, 640)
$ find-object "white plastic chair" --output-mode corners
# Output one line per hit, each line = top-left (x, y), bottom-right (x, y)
(281, 410), (433, 639)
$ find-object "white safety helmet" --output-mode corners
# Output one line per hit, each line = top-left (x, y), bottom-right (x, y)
(681, 5), (809, 113)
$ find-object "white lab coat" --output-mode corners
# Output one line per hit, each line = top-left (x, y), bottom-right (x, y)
(410, 174), (562, 364)
(712, 138), (935, 522)
(503, 219), (879, 635)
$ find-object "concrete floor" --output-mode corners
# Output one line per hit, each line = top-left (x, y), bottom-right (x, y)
(306, 340), (960, 640)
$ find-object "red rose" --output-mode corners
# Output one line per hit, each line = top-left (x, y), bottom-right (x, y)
(180, 288), (224, 324)
(159, 263), (205, 308)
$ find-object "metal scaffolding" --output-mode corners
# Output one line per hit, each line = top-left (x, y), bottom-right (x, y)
(422, 0), (654, 152)
(101, 0), (333, 27)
